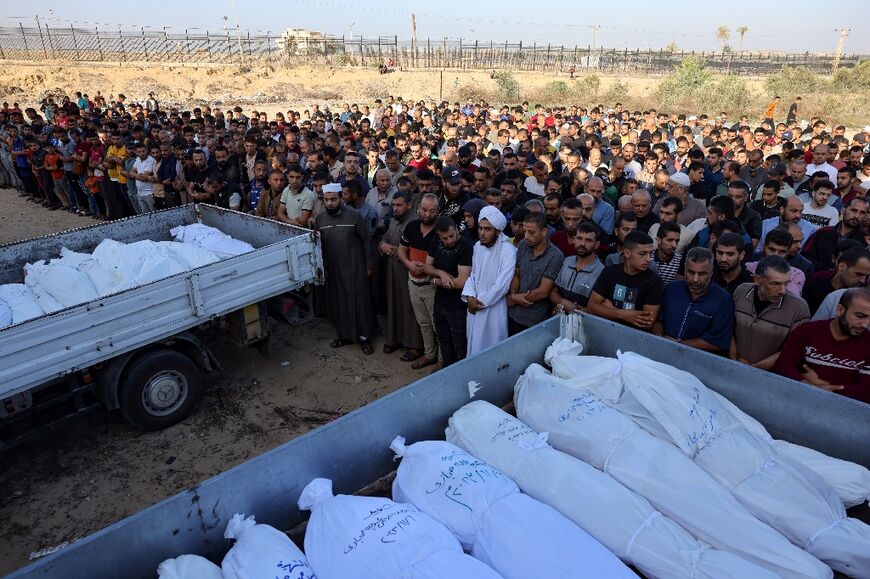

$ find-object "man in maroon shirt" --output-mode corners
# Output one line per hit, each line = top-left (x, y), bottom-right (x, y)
(774, 287), (870, 403)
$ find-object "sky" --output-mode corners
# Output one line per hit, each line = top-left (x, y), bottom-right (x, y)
(3, 0), (868, 54)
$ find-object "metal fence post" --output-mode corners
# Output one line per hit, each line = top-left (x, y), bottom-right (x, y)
(96, 27), (103, 61)
(142, 27), (148, 61)
(19, 23), (29, 55)
(44, 24), (54, 59)
(69, 25), (79, 60)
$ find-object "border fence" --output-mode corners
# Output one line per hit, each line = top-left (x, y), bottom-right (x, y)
(0, 26), (864, 75)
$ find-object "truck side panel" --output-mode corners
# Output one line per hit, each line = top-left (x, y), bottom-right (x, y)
(10, 315), (870, 579)
(0, 206), (321, 399)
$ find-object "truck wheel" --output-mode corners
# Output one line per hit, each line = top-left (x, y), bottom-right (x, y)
(119, 349), (203, 430)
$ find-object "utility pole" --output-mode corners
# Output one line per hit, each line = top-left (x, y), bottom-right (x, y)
(34, 15), (48, 58)
(589, 25), (601, 53)
(831, 27), (850, 73)
(223, 15), (231, 59)
(411, 13), (417, 68)
(232, 0), (244, 64)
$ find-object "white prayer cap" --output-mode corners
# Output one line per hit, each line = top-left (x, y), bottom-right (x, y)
(479, 205), (506, 232)
(322, 183), (342, 193)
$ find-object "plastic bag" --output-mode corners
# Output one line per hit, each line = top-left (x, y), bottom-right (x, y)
(705, 386), (870, 508)
(390, 436), (632, 579)
(0, 298), (12, 329)
(24, 261), (99, 309)
(515, 363), (830, 579)
(446, 400), (779, 579)
(170, 223), (254, 259)
(555, 352), (869, 578)
(157, 240), (220, 270)
(543, 337), (583, 367)
(298, 478), (502, 579)
(0, 284), (45, 324)
(58, 247), (131, 296)
(157, 554), (223, 579)
(221, 513), (314, 579)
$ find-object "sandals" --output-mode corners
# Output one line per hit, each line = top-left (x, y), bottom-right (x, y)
(360, 339), (374, 355)
(411, 356), (438, 370)
(382, 344), (401, 354)
(400, 349), (422, 362)
(330, 338), (352, 348)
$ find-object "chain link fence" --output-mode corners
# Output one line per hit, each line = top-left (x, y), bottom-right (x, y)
(0, 26), (863, 75)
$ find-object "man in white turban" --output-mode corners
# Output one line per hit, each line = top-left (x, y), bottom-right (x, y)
(462, 205), (518, 355)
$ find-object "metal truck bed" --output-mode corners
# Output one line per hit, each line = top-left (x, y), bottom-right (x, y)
(9, 315), (870, 578)
(0, 205), (322, 399)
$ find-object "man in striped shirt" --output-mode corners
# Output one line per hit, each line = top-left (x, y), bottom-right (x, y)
(652, 221), (684, 287)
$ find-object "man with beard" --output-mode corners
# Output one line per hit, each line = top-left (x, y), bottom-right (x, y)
(247, 159), (269, 213)
(588, 230), (663, 331)
(712, 232), (754, 295)
(185, 148), (211, 203)
(802, 246), (870, 315)
(759, 196), (817, 252)
(399, 193), (440, 369)
(655, 247), (734, 353)
(423, 216), (473, 367)
(316, 183), (375, 355)
(439, 166), (470, 229)
(802, 197), (868, 271)
(463, 205), (517, 355)
(774, 287), (870, 403)
(380, 191), (423, 358)
(212, 144), (242, 208)
(549, 222), (604, 313)
(507, 211), (564, 335)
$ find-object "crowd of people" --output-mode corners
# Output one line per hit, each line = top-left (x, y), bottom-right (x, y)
(1, 91), (868, 400)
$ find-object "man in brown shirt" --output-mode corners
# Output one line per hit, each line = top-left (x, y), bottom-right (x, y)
(731, 255), (811, 370)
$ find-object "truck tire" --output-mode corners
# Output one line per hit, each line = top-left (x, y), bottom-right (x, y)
(119, 349), (203, 431)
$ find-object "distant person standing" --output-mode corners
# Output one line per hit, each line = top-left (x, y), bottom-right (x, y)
(763, 96), (781, 126)
(786, 96), (801, 125)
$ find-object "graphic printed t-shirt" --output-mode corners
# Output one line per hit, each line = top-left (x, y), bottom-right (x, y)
(592, 263), (664, 312)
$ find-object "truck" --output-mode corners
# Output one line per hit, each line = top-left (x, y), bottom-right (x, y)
(0, 204), (322, 448)
(8, 313), (870, 578)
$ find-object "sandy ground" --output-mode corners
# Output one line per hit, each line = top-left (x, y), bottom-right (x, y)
(0, 189), (430, 575)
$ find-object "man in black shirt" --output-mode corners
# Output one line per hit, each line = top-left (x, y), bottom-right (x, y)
(439, 166), (471, 229)
(423, 216), (473, 367)
(588, 230), (664, 331)
(802, 246), (870, 314)
(712, 232), (753, 295)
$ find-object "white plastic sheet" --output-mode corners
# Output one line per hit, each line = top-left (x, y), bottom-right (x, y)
(0, 298), (12, 328)
(390, 437), (632, 579)
(157, 554), (223, 579)
(0, 284), (44, 324)
(705, 386), (870, 509)
(515, 363), (830, 579)
(553, 352), (870, 578)
(170, 223), (254, 259)
(222, 513), (315, 579)
(446, 400), (779, 579)
(298, 478), (503, 579)
(24, 261), (99, 309)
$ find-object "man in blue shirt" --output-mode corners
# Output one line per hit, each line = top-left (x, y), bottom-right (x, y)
(655, 246), (735, 352)
(586, 176), (615, 234)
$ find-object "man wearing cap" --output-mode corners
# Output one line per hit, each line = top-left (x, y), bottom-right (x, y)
(463, 205), (518, 355)
(439, 166), (471, 230)
(652, 172), (706, 226)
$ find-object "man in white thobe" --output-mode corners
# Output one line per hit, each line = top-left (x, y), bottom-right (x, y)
(463, 205), (518, 356)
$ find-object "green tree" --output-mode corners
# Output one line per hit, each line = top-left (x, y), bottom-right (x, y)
(736, 26), (749, 52)
(716, 26), (730, 52)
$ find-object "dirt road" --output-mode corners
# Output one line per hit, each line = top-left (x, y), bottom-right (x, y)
(0, 191), (428, 575)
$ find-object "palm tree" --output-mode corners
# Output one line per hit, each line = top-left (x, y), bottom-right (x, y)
(736, 26), (749, 52)
(716, 25), (730, 52)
